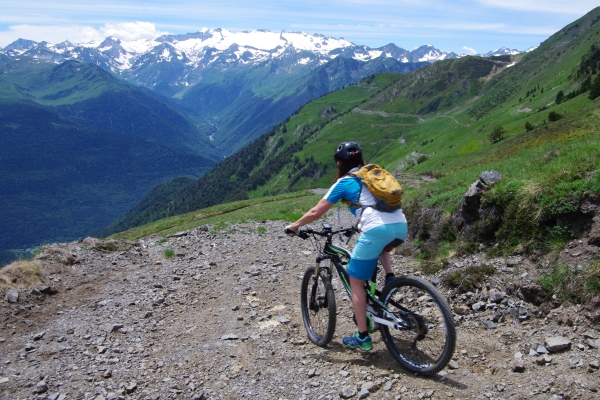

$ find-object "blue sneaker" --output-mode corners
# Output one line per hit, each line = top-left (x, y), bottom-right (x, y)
(343, 333), (373, 351)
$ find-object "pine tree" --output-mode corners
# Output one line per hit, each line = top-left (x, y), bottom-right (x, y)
(555, 90), (565, 104)
(487, 126), (506, 143)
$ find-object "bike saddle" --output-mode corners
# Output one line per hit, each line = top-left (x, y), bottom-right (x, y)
(383, 238), (404, 252)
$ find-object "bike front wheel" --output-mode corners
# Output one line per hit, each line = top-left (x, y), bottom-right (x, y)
(379, 276), (456, 376)
(300, 267), (336, 346)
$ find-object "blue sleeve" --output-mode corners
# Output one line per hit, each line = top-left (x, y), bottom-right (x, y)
(324, 178), (361, 210)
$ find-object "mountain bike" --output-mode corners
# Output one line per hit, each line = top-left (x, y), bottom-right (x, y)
(293, 222), (456, 376)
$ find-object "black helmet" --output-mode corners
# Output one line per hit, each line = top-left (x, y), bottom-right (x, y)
(334, 142), (362, 161)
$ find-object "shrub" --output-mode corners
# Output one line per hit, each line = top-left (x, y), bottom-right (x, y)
(541, 225), (575, 253)
(95, 241), (119, 251)
(0, 260), (44, 288)
(487, 126), (506, 144)
(443, 264), (496, 293)
(416, 154), (429, 164)
(525, 121), (534, 131)
(164, 249), (175, 259)
(537, 261), (600, 303)
(548, 111), (562, 122)
(555, 90), (565, 104)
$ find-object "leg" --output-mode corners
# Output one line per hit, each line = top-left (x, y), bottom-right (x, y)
(344, 234), (377, 351)
(350, 276), (367, 332)
(343, 275), (373, 351)
(379, 251), (393, 275)
(380, 251), (397, 286)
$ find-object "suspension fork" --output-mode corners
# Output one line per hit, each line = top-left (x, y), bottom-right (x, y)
(315, 254), (334, 276)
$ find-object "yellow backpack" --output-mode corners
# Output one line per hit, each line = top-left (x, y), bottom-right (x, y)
(347, 164), (403, 212)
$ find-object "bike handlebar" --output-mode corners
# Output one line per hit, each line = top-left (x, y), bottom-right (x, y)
(293, 224), (357, 240)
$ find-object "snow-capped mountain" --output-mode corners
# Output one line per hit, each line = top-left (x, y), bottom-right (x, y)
(481, 47), (522, 57)
(1, 29), (459, 90)
(0, 29), (528, 155)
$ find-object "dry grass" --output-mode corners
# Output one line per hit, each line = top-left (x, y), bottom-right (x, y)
(538, 259), (600, 303)
(0, 260), (46, 289)
(442, 264), (496, 293)
(519, 180), (545, 222)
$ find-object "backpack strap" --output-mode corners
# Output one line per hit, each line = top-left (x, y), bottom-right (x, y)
(340, 172), (365, 209)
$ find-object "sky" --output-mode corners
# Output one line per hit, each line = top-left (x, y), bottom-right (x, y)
(0, 1), (598, 55)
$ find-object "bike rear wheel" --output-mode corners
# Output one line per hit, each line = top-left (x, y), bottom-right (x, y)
(300, 267), (336, 346)
(379, 276), (456, 375)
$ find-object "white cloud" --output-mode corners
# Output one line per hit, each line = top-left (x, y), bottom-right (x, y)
(475, 0), (599, 15)
(462, 46), (477, 55)
(0, 21), (167, 47)
(100, 21), (168, 41)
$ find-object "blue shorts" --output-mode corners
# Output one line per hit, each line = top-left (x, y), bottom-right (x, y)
(347, 223), (408, 281)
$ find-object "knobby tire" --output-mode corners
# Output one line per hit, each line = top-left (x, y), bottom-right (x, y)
(300, 267), (336, 347)
(379, 276), (456, 375)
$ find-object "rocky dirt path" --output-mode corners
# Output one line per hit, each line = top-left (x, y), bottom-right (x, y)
(1, 215), (599, 400)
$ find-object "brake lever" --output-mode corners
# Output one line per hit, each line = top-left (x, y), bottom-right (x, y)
(298, 231), (309, 240)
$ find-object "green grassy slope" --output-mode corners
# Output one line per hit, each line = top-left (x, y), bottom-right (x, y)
(176, 56), (426, 154)
(103, 72), (403, 235)
(112, 7), (600, 261)
(0, 59), (219, 156)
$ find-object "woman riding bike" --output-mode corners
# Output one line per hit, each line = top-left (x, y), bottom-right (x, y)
(285, 142), (408, 351)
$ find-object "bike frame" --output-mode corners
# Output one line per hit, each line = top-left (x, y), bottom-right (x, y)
(307, 225), (415, 331)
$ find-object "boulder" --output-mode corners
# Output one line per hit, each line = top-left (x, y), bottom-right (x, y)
(488, 289), (504, 303)
(461, 170), (502, 223)
(5, 288), (19, 303)
(545, 336), (571, 352)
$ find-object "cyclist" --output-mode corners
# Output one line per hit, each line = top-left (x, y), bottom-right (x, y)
(285, 142), (408, 351)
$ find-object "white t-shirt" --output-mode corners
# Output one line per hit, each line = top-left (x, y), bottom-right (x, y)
(323, 174), (407, 232)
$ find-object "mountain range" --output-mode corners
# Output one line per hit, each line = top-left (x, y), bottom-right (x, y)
(1, 29), (459, 81)
(1, 30), (530, 153)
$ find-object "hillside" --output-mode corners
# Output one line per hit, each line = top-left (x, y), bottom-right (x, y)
(100, 72), (404, 236)
(0, 59), (217, 155)
(176, 55), (428, 152)
(113, 7), (600, 267)
(0, 57), (226, 259)
(0, 103), (215, 254)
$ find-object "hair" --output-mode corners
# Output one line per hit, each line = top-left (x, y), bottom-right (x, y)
(335, 157), (365, 180)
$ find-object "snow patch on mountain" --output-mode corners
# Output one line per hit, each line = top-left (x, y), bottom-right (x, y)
(0, 28), (529, 91)
(482, 47), (521, 57)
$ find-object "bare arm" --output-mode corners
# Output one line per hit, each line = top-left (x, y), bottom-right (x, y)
(289, 198), (334, 230)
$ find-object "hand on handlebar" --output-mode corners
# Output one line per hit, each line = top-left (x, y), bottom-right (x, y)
(284, 225), (298, 236)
